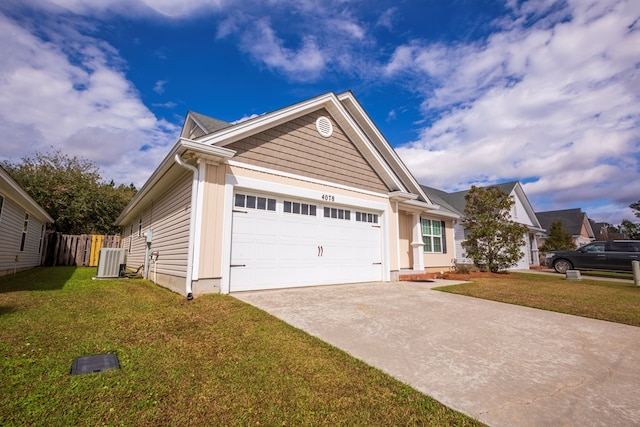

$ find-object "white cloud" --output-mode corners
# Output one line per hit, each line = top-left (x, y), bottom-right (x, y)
(153, 79), (167, 94)
(393, 0), (640, 223)
(238, 18), (326, 81)
(0, 13), (177, 187)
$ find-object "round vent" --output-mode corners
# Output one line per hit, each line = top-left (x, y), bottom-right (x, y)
(315, 116), (333, 138)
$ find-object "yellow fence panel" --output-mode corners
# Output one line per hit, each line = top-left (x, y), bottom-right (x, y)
(89, 235), (104, 267)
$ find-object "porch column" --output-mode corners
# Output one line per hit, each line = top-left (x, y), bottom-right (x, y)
(530, 233), (540, 266)
(411, 213), (425, 271)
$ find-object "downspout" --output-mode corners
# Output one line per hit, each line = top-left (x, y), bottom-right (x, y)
(174, 153), (199, 300)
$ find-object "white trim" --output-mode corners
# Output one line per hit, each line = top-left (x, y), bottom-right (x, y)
(173, 154), (199, 298)
(382, 205), (391, 281)
(226, 160), (389, 200)
(227, 174), (388, 212)
(191, 160), (206, 281)
(395, 201), (401, 271)
(337, 92), (430, 201)
(0, 168), (53, 224)
(220, 180), (235, 294)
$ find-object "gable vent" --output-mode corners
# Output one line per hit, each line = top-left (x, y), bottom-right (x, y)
(315, 116), (333, 138)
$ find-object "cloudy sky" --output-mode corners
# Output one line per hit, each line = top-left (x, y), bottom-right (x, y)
(1, 0), (638, 224)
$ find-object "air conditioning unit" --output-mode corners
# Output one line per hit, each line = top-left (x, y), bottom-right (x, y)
(96, 248), (127, 278)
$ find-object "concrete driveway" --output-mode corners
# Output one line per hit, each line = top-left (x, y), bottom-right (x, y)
(234, 280), (640, 427)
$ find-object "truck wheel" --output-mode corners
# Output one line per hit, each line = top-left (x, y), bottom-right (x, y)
(553, 259), (573, 274)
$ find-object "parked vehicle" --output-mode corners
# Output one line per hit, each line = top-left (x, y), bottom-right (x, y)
(545, 240), (640, 274)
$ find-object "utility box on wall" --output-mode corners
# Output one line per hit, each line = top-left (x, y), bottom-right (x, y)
(96, 248), (127, 278)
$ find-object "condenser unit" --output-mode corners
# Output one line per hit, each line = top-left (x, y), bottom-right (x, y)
(96, 248), (127, 278)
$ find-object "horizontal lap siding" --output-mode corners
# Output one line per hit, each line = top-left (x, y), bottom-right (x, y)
(124, 173), (192, 277)
(228, 110), (389, 194)
(0, 197), (44, 271)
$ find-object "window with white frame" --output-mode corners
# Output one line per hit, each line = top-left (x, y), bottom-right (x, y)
(284, 200), (316, 216)
(20, 213), (29, 251)
(234, 193), (276, 211)
(323, 207), (351, 220)
(421, 218), (442, 253)
(355, 211), (378, 224)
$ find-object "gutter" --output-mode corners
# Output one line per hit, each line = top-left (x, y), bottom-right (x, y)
(174, 153), (199, 300)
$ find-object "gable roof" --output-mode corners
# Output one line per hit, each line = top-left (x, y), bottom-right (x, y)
(0, 166), (54, 224)
(537, 208), (595, 238)
(421, 181), (543, 230)
(118, 91), (445, 225)
(419, 186), (463, 217)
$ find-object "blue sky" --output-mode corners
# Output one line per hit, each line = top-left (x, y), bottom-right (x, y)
(1, 0), (639, 225)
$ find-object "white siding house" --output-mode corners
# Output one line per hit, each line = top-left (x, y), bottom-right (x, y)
(422, 182), (544, 271)
(0, 167), (53, 276)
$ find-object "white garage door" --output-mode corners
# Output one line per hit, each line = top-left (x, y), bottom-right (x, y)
(230, 192), (382, 292)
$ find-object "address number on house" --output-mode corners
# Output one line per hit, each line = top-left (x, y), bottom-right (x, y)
(321, 194), (335, 202)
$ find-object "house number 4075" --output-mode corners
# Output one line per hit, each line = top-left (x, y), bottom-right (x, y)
(321, 194), (335, 202)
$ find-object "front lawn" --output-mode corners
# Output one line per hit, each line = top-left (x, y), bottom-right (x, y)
(435, 273), (640, 326)
(0, 267), (482, 426)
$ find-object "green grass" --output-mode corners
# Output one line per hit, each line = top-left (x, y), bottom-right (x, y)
(435, 273), (640, 326)
(580, 270), (634, 280)
(0, 267), (482, 426)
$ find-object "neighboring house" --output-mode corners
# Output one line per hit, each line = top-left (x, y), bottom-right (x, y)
(0, 167), (54, 276)
(116, 91), (459, 297)
(536, 208), (595, 250)
(422, 182), (544, 270)
(589, 220), (628, 240)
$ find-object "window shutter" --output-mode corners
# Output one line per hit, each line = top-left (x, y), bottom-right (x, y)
(441, 220), (447, 254)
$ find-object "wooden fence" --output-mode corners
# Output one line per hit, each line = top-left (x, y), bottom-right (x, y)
(42, 233), (121, 267)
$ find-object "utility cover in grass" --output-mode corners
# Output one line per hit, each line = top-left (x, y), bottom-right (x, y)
(71, 354), (120, 375)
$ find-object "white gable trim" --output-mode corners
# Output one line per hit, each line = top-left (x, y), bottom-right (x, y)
(194, 92), (410, 194)
(337, 92), (434, 204)
(0, 168), (53, 224)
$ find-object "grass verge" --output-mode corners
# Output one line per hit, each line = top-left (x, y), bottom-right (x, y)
(435, 272), (640, 326)
(0, 267), (483, 426)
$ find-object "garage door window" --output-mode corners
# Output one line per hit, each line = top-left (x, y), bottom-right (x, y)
(356, 211), (378, 224)
(324, 207), (351, 220)
(284, 200), (317, 216)
(235, 193), (276, 211)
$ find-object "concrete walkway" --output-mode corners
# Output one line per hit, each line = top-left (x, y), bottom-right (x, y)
(234, 280), (640, 427)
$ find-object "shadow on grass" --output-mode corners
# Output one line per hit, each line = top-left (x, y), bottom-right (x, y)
(0, 266), (77, 293)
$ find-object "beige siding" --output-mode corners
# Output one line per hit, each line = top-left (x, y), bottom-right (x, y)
(123, 172), (192, 280)
(423, 219), (456, 271)
(0, 196), (45, 274)
(398, 211), (413, 269)
(198, 163), (226, 280)
(228, 109), (389, 194)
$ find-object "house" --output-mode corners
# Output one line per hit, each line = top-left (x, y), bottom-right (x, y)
(422, 182), (544, 270)
(536, 208), (595, 250)
(0, 167), (54, 276)
(115, 92), (459, 297)
(589, 220), (628, 241)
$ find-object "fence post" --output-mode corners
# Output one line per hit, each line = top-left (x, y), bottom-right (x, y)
(633, 260), (640, 287)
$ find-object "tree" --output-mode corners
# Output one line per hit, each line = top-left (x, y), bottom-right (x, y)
(619, 219), (640, 240)
(540, 220), (576, 252)
(631, 200), (640, 219)
(2, 149), (136, 234)
(462, 185), (529, 272)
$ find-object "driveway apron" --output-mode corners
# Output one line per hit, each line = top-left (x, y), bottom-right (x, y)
(233, 280), (640, 427)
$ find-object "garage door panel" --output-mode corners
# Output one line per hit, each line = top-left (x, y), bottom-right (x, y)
(230, 192), (382, 291)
